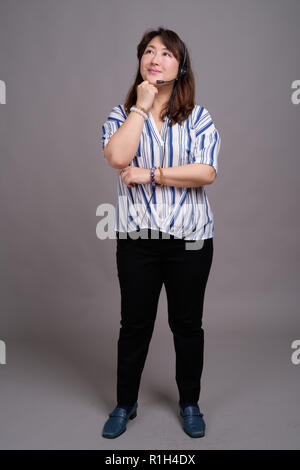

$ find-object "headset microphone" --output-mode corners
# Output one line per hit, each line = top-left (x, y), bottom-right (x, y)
(156, 78), (177, 84)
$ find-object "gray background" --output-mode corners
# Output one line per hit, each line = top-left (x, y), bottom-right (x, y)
(0, 0), (299, 450)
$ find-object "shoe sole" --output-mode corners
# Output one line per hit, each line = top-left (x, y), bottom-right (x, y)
(102, 410), (137, 439)
(182, 427), (205, 438)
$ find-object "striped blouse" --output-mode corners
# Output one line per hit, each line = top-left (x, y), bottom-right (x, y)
(101, 104), (221, 240)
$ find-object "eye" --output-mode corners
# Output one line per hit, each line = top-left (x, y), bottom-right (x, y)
(145, 49), (172, 57)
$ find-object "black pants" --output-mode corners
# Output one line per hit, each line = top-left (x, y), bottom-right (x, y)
(115, 229), (214, 407)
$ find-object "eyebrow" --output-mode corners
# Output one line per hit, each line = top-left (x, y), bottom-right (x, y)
(146, 45), (170, 51)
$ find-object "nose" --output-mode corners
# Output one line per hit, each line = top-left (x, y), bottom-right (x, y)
(150, 52), (160, 64)
(151, 56), (158, 64)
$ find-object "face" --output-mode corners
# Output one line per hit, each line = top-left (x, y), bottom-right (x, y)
(140, 35), (179, 86)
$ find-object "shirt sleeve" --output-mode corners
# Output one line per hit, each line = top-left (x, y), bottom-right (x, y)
(191, 106), (221, 176)
(101, 105), (126, 155)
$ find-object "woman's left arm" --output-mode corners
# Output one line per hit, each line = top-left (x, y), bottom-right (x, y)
(153, 163), (216, 188)
(118, 163), (215, 188)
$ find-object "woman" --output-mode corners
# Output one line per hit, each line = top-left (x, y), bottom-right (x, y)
(101, 27), (221, 439)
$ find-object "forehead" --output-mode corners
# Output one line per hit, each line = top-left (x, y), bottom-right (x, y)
(146, 36), (169, 50)
(144, 36), (179, 61)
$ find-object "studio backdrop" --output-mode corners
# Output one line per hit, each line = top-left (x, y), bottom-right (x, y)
(0, 0), (299, 450)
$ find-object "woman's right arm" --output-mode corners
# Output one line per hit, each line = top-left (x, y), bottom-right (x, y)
(104, 108), (145, 169)
(104, 81), (158, 169)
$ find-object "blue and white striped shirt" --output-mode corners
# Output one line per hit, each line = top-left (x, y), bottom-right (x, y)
(101, 104), (221, 240)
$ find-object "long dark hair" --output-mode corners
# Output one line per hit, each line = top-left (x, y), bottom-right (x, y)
(123, 26), (195, 127)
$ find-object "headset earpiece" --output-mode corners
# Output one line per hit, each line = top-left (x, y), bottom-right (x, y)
(177, 43), (187, 80)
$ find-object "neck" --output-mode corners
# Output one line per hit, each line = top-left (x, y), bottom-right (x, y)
(151, 83), (174, 114)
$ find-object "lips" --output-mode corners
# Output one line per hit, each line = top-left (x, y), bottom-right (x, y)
(148, 69), (161, 73)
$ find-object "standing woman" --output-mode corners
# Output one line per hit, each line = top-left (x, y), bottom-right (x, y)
(101, 27), (221, 439)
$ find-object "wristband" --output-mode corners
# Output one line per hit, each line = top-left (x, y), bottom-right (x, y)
(158, 166), (165, 186)
(135, 104), (149, 116)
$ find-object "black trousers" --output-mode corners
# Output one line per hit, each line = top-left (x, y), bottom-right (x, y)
(115, 229), (214, 407)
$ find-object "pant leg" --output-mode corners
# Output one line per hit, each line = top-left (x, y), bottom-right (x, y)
(162, 237), (214, 404)
(116, 234), (164, 405)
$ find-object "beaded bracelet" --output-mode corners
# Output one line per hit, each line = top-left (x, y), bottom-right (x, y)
(130, 106), (148, 120)
(150, 166), (157, 188)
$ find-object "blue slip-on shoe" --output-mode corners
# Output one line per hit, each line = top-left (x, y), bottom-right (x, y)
(102, 403), (138, 439)
(179, 404), (206, 438)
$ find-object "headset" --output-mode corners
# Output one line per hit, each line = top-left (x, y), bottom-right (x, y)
(156, 42), (187, 85)
(137, 43), (187, 232)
